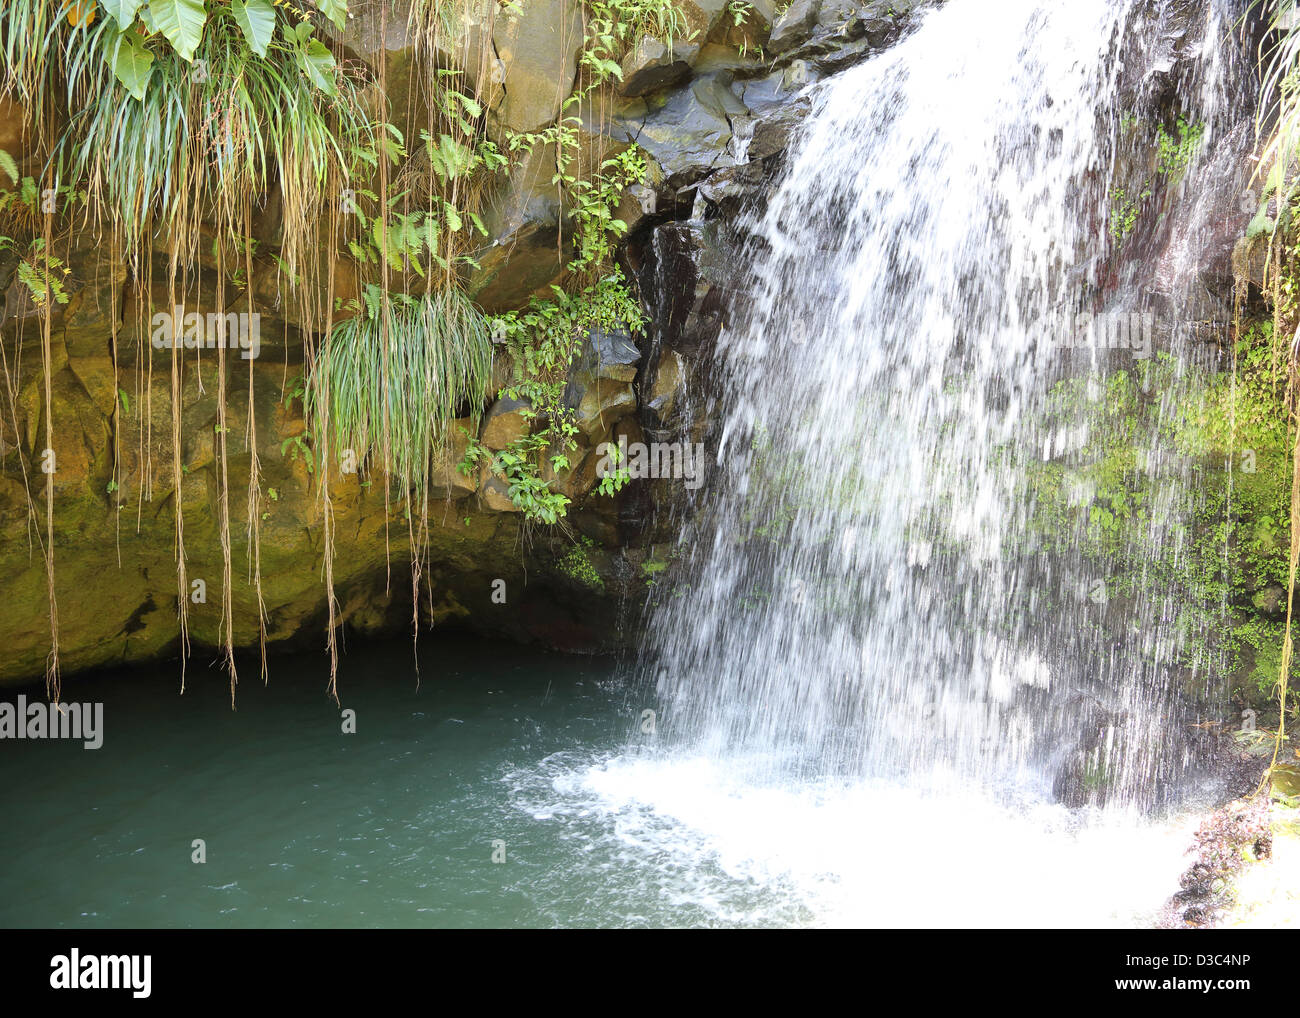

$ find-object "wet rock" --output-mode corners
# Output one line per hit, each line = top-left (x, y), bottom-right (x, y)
(1251, 584), (1285, 619)
(1272, 763), (1300, 799)
(479, 471), (520, 512)
(620, 38), (700, 97)
(680, 0), (734, 38)
(771, 0), (922, 67)
(748, 95), (813, 159)
(541, 438), (598, 500)
(570, 380), (637, 440)
(1166, 795), (1273, 927)
(645, 348), (687, 417)
(1050, 695), (1129, 807)
(469, 144), (570, 313)
(562, 326), (642, 439)
(429, 418), (479, 499)
(636, 220), (729, 353)
(768, 0), (821, 54)
(695, 160), (768, 212)
(583, 326), (643, 382)
(627, 74), (750, 188)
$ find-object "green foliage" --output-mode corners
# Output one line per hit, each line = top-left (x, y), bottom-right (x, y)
(580, 0), (692, 88)
(595, 440), (631, 496)
(506, 123), (649, 274)
(1254, 0), (1300, 223)
(1109, 184), (1151, 245)
(569, 147), (648, 273)
(1155, 116), (1205, 181)
(231, 0), (276, 58)
(1021, 338), (1299, 710)
(0, 148), (82, 307)
(1107, 115), (1203, 247)
(280, 432), (316, 473)
(463, 271), (645, 523)
(0, 2), (371, 261)
(559, 536), (605, 590)
(311, 284), (495, 493)
(341, 121), (506, 276)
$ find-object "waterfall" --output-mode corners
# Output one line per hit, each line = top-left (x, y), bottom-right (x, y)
(641, 0), (1255, 809)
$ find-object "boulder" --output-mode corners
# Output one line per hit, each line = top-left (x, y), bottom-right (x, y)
(748, 95), (813, 159)
(481, 396), (532, 449)
(489, 0), (585, 137)
(565, 327), (642, 439)
(619, 38), (701, 97)
(768, 0), (820, 54)
(623, 74), (750, 188)
(468, 143), (571, 313)
(329, 0), (502, 151)
(429, 418), (479, 498)
(645, 348), (686, 417)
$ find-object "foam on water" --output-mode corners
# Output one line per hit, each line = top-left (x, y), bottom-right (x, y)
(511, 750), (1198, 927)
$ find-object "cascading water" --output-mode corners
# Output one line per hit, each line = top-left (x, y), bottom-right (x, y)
(567, 0), (1261, 925)
(641, 0), (1252, 799)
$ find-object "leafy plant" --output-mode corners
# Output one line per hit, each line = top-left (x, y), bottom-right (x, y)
(309, 283), (494, 492)
(1155, 116), (1205, 182)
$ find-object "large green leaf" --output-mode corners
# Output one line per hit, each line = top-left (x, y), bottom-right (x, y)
(295, 35), (338, 96)
(317, 0), (348, 31)
(110, 30), (155, 101)
(231, 0), (276, 57)
(101, 0), (145, 29)
(150, 0), (207, 62)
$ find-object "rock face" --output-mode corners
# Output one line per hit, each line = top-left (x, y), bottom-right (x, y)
(489, 0), (586, 136)
(0, 0), (924, 686)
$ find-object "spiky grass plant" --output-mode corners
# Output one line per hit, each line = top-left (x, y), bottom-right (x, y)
(309, 283), (494, 493)
(42, 7), (373, 274)
(1257, 0), (1300, 204)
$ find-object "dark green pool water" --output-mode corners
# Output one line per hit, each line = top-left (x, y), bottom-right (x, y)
(0, 635), (1196, 928)
(0, 636), (817, 928)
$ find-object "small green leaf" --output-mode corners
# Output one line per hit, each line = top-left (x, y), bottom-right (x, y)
(0, 149), (17, 185)
(456, 93), (483, 119)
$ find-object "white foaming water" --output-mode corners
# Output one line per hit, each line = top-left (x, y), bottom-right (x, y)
(528, 750), (1197, 927)
(566, 0), (1255, 924)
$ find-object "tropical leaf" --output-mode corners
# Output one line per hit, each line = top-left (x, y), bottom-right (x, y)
(150, 0), (207, 62)
(231, 0), (276, 57)
(100, 0), (144, 29)
(318, 0), (348, 31)
(0, 149), (18, 185)
(293, 27), (338, 95)
(109, 29), (155, 101)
